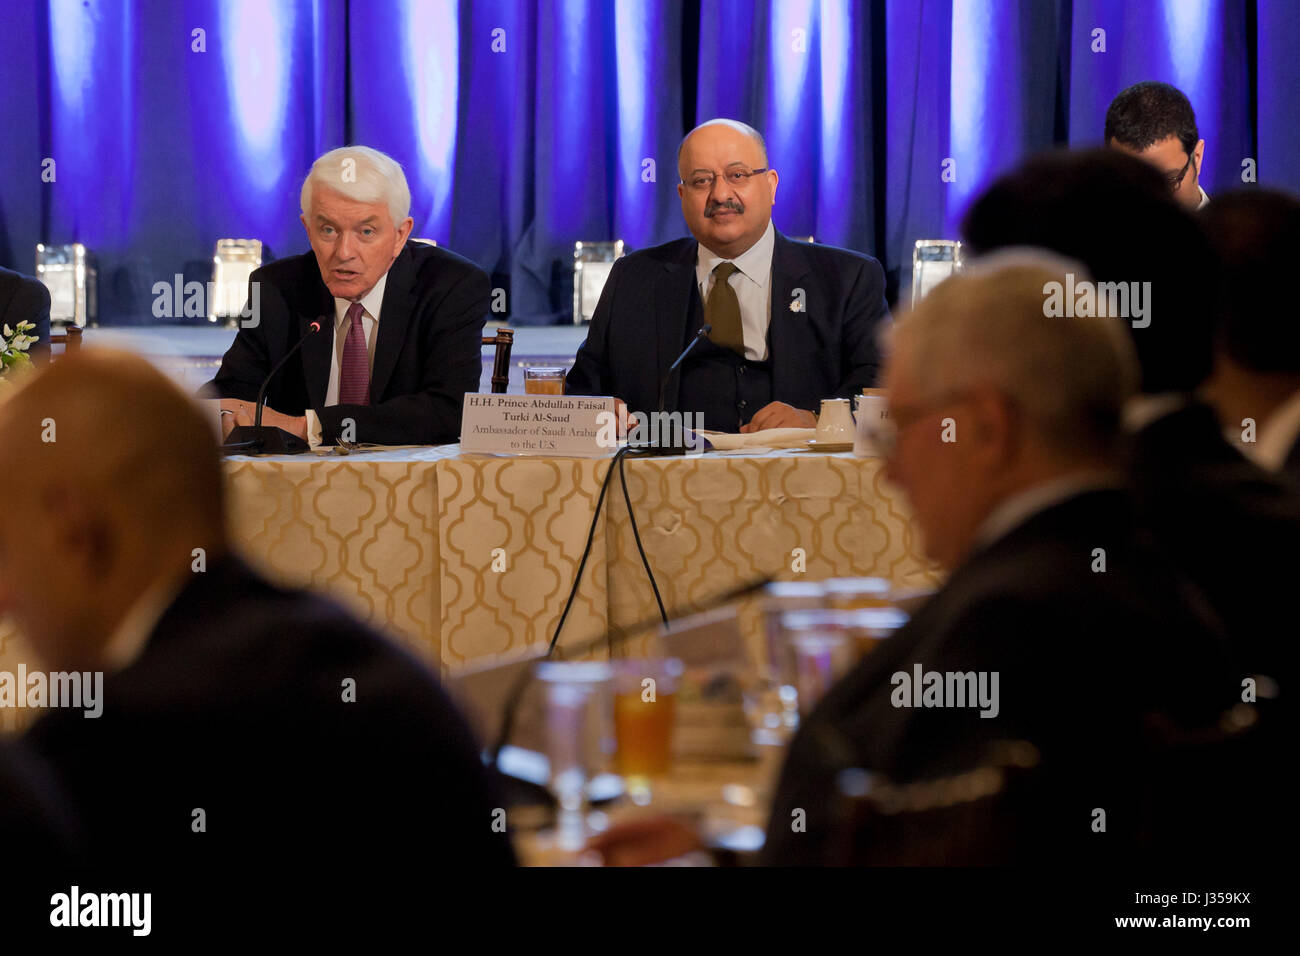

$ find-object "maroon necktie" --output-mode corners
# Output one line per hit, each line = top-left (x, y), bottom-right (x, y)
(338, 301), (370, 405)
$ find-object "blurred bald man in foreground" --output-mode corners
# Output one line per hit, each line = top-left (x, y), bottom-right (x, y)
(566, 119), (890, 433)
(0, 353), (514, 899)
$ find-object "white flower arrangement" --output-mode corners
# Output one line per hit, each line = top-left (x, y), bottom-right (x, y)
(0, 320), (37, 389)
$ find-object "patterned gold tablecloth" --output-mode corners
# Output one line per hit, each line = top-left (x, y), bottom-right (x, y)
(1, 445), (938, 733)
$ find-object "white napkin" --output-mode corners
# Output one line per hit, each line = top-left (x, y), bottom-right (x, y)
(696, 428), (816, 450)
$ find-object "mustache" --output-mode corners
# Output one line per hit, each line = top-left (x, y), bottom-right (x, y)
(704, 199), (745, 217)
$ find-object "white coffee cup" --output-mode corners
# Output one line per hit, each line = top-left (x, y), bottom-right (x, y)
(854, 390), (889, 457)
(816, 398), (855, 443)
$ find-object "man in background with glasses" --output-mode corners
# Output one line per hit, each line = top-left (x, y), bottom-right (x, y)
(566, 118), (890, 433)
(1105, 80), (1210, 211)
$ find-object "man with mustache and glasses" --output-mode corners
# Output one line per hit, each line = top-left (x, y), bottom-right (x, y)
(566, 119), (890, 433)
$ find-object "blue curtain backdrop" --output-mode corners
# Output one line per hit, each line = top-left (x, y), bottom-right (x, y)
(0, 0), (1297, 325)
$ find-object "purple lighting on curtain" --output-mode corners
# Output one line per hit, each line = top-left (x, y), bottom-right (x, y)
(220, 1), (293, 195)
(49, 0), (135, 243)
(1161, 0), (1222, 186)
(765, 0), (818, 238)
(948, 0), (987, 230)
(614, 0), (658, 246)
(403, 0), (459, 237)
(817, 0), (853, 245)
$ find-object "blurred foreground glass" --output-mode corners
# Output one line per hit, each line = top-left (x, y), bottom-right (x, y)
(824, 577), (892, 609)
(781, 610), (857, 717)
(611, 658), (683, 806)
(525, 367), (567, 395)
(840, 606), (909, 659)
(750, 581), (827, 742)
(536, 661), (611, 851)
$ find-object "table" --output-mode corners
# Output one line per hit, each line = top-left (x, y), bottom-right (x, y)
(1, 445), (939, 733)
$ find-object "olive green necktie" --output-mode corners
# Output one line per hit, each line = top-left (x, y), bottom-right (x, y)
(705, 261), (745, 355)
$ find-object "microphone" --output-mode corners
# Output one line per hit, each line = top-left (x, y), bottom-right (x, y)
(628, 323), (712, 456)
(658, 323), (711, 415)
(222, 319), (323, 455)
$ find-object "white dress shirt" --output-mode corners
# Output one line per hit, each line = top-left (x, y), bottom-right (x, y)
(695, 220), (776, 362)
(1123, 392), (1191, 432)
(1242, 387), (1300, 472)
(305, 272), (388, 447)
(1197, 185), (1210, 210)
(972, 472), (1121, 555)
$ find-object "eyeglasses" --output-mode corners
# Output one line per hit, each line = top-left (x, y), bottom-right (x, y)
(1165, 152), (1194, 192)
(681, 167), (769, 192)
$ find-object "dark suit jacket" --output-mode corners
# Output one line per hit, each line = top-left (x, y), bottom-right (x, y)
(565, 230), (890, 419)
(0, 740), (79, 860)
(1281, 433), (1300, 489)
(763, 490), (1236, 866)
(1128, 401), (1300, 690)
(23, 556), (516, 890)
(205, 242), (489, 445)
(0, 265), (51, 361)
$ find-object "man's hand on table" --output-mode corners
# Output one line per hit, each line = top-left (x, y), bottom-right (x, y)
(740, 401), (817, 433)
(613, 398), (630, 438)
(584, 814), (704, 867)
(217, 398), (308, 443)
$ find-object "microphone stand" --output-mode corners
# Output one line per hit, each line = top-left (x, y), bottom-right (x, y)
(222, 319), (323, 455)
(626, 323), (712, 457)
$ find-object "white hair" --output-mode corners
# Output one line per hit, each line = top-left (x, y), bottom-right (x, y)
(888, 247), (1139, 458)
(300, 145), (411, 226)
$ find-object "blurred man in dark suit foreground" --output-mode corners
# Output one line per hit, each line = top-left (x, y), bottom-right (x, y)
(963, 149), (1300, 692)
(0, 352), (514, 891)
(1200, 189), (1300, 486)
(0, 264), (51, 362)
(762, 254), (1234, 865)
(0, 740), (79, 862)
(566, 119), (890, 433)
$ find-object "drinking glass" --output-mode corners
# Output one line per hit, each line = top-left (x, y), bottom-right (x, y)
(781, 610), (856, 717)
(524, 367), (567, 395)
(748, 581), (827, 742)
(824, 577), (893, 610)
(610, 658), (683, 807)
(535, 661), (611, 851)
(840, 606), (909, 660)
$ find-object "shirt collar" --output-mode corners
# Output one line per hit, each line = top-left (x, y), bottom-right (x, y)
(1197, 185), (1210, 210)
(333, 270), (389, 327)
(972, 472), (1121, 554)
(1123, 392), (1191, 432)
(696, 220), (776, 290)
(1244, 386), (1300, 471)
(100, 573), (187, 675)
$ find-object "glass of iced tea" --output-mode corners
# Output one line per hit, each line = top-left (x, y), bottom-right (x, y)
(524, 367), (567, 394)
(611, 657), (683, 806)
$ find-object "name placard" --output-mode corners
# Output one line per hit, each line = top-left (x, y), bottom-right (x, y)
(459, 394), (617, 457)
